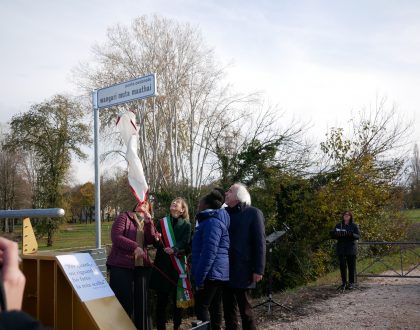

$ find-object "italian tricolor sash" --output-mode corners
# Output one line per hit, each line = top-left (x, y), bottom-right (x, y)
(160, 216), (194, 308)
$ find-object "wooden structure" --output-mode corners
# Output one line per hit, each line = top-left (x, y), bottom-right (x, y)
(22, 251), (136, 330)
(0, 208), (134, 329)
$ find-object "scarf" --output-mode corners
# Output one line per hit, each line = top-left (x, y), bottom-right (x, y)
(160, 216), (194, 308)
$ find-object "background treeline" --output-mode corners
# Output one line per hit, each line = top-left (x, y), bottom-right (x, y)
(1, 15), (419, 291)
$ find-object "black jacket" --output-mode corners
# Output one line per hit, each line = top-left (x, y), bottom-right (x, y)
(0, 311), (48, 330)
(330, 222), (360, 256)
(226, 203), (266, 289)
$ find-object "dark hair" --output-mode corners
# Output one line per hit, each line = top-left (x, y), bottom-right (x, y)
(212, 187), (225, 201)
(342, 210), (353, 223)
(201, 188), (225, 209)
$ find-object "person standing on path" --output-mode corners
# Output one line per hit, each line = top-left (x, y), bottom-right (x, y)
(222, 183), (266, 330)
(330, 210), (360, 290)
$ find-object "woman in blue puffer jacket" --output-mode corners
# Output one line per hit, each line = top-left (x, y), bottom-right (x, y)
(192, 188), (230, 330)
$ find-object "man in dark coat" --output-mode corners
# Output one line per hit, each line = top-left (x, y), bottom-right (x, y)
(222, 183), (266, 330)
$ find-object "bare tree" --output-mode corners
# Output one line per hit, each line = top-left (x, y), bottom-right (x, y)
(320, 97), (412, 185)
(74, 15), (257, 193)
(0, 126), (32, 232)
(213, 104), (312, 187)
(411, 144), (420, 185)
(351, 98), (411, 163)
(408, 144), (420, 207)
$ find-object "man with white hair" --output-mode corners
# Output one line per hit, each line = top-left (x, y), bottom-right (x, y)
(222, 183), (266, 330)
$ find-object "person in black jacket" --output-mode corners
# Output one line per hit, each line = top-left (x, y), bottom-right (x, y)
(222, 183), (266, 330)
(330, 211), (360, 290)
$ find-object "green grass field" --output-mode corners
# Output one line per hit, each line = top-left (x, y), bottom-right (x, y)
(403, 208), (420, 223)
(36, 222), (113, 251)
(4, 208), (417, 251)
(313, 245), (420, 286)
(312, 208), (420, 286)
(40, 209), (419, 250)
(7, 221), (113, 251)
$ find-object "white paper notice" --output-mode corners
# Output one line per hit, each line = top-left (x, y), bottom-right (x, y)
(56, 253), (114, 302)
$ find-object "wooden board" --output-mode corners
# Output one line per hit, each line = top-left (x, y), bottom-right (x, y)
(22, 252), (136, 330)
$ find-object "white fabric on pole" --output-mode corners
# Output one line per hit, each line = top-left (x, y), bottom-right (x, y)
(116, 111), (148, 203)
(117, 111), (137, 144)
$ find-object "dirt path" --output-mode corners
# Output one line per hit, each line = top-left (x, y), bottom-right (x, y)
(259, 269), (420, 330)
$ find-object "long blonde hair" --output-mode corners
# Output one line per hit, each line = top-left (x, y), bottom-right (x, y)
(172, 197), (190, 221)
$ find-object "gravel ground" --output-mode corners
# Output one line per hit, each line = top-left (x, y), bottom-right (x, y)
(260, 269), (420, 330)
(173, 269), (420, 329)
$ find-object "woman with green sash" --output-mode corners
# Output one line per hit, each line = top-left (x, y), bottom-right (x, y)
(150, 197), (193, 330)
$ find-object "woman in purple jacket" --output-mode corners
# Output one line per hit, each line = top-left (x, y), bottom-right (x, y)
(106, 200), (158, 330)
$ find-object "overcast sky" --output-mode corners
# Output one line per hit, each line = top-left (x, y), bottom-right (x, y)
(1, 0), (419, 183)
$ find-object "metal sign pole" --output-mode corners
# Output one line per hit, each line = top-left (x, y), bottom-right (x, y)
(92, 73), (157, 249)
(93, 91), (101, 249)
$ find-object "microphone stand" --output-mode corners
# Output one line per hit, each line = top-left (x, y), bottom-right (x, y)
(253, 228), (292, 315)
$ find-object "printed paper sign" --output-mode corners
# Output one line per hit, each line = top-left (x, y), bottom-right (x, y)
(56, 253), (114, 302)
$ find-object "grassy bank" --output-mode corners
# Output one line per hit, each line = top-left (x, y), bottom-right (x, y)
(3, 208), (416, 250)
(37, 222), (113, 251)
(6, 209), (419, 285)
(312, 245), (420, 287)
(403, 208), (420, 223)
(6, 222), (113, 251)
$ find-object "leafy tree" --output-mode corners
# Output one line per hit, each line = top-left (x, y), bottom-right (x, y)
(249, 102), (411, 291)
(273, 177), (333, 288)
(69, 182), (95, 223)
(5, 95), (91, 246)
(319, 102), (410, 242)
(215, 108), (310, 189)
(273, 103), (410, 287)
(216, 139), (283, 188)
(100, 171), (138, 218)
(80, 182), (95, 222)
